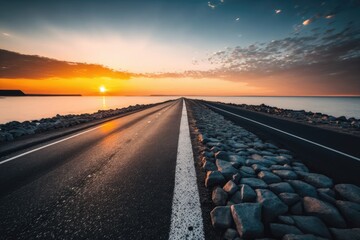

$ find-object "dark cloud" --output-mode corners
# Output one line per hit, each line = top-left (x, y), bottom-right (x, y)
(0, 49), (132, 79)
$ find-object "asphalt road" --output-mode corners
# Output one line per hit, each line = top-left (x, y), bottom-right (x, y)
(0, 99), (183, 239)
(199, 100), (360, 185)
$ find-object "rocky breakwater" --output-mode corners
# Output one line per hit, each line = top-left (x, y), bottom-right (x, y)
(217, 102), (360, 136)
(0, 101), (170, 143)
(189, 103), (360, 240)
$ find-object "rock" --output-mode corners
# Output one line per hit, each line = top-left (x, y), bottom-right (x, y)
(270, 165), (292, 171)
(292, 215), (331, 238)
(232, 173), (241, 184)
(251, 154), (263, 160)
(240, 184), (256, 202)
(336, 200), (360, 228)
(216, 159), (239, 179)
(252, 164), (269, 173)
(279, 193), (301, 206)
(202, 160), (217, 171)
(288, 180), (318, 198)
(292, 162), (309, 172)
(223, 180), (239, 195)
(303, 196), (347, 228)
(210, 206), (233, 229)
(278, 215), (295, 225)
(301, 173), (333, 188)
(212, 187), (228, 206)
(240, 166), (255, 175)
(231, 203), (264, 238)
(215, 151), (230, 161)
(290, 202), (303, 215)
(283, 234), (318, 240)
(270, 223), (302, 238)
(230, 191), (242, 204)
(272, 170), (298, 180)
(228, 155), (246, 166)
(334, 184), (360, 204)
(258, 171), (282, 184)
(269, 182), (294, 194)
(329, 228), (360, 240)
(223, 228), (239, 240)
(205, 171), (226, 188)
(240, 178), (268, 189)
(256, 189), (288, 222)
(318, 189), (336, 204)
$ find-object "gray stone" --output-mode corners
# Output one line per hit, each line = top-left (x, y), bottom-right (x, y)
(251, 154), (263, 160)
(210, 206), (233, 229)
(292, 215), (331, 238)
(270, 165), (292, 170)
(273, 170), (298, 180)
(279, 193), (301, 206)
(231, 203), (264, 238)
(269, 182), (295, 194)
(256, 189), (288, 222)
(301, 173), (333, 188)
(288, 180), (318, 198)
(240, 178), (268, 189)
(258, 171), (281, 184)
(215, 151), (230, 161)
(240, 184), (257, 202)
(228, 155), (246, 166)
(212, 187), (228, 206)
(232, 173), (241, 184)
(336, 200), (360, 228)
(202, 160), (217, 171)
(230, 191), (242, 204)
(223, 228), (239, 240)
(290, 202), (303, 215)
(318, 189), (336, 204)
(252, 164), (269, 173)
(223, 180), (239, 195)
(283, 234), (318, 240)
(240, 166), (255, 175)
(205, 171), (226, 188)
(278, 215), (295, 225)
(303, 196), (347, 228)
(329, 228), (360, 240)
(216, 159), (239, 179)
(270, 223), (302, 238)
(334, 184), (360, 204)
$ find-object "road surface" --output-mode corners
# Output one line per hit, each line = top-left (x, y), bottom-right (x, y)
(198, 100), (360, 185)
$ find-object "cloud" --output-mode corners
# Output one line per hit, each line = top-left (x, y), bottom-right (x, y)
(235, 17), (240, 21)
(208, 1), (216, 9)
(0, 49), (132, 79)
(2, 32), (11, 37)
(275, 9), (282, 14)
(303, 18), (313, 25)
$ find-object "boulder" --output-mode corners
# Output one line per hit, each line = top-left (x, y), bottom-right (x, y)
(223, 228), (239, 240)
(231, 203), (264, 238)
(290, 202), (303, 215)
(279, 193), (301, 206)
(334, 184), (360, 204)
(210, 206), (233, 229)
(215, 151), (230, 161)
(329, 228), (360, 240)
(212, 187), (228, 206)
(240, 166), (255, 175)
(240, 178), (268, 189)
(202, 160), (217, 171)
(292, 215), (331, 239)
(256, 189), (288, 222)
(258, 171), (282, 184)
(223, 180), (239, 195)
(283, 234), (318, 240)
(269, 182), (295, 194)
(228, 155), (246, 166)
(230, 191), (242, 204)
(278, 215), (295, 225)
(270, 223), (302, 238)
(240, 184), (256, 202)
(303, 197), (347, 228)
(252, 164), (269, 173)
(272, 170), (298, 180)
(301, 173), (333, 188)
(216, 159), (239, 179)
(336, 200), (360, 228)
(232, 173), (241, 184)
(288, 180), (318, 198)
(205, 171), (226, 188)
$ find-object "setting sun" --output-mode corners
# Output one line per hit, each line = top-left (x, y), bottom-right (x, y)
(99, 86), (106, 93)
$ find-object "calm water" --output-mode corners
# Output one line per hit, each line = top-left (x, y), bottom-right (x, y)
(0, 96), (359, 124)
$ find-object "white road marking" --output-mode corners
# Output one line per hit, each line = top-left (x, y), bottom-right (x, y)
(207, 104), (360, 162)
(169, 100), (204, 240)
(0, 125), (104, 165)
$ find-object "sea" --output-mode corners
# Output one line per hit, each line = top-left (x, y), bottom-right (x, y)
(0, 96), (359, 124)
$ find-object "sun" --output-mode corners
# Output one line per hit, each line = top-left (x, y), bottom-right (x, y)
(99, 86), (106, 93)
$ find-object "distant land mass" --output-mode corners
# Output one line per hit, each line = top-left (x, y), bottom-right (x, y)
(0, 90), (81, 96)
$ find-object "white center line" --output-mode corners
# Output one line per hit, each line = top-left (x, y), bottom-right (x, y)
(207, 104), (360, 162)
(0, 125), (104, 165)
(169, 100), (204, 240)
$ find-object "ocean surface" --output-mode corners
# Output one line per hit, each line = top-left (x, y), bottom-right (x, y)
(0, 96), (359, 124)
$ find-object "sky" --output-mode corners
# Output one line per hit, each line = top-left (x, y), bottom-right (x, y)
(0, 0), (359, 96)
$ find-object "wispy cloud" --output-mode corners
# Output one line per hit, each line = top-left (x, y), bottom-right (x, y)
(207, 1), (216, 9)
(275, 9), (282, 14)
(2, 32), (11, 37)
